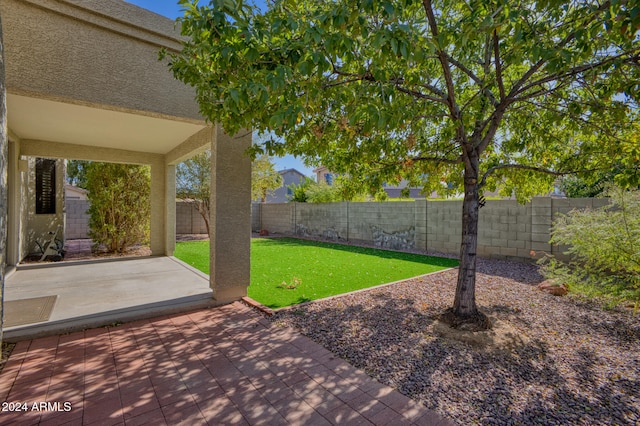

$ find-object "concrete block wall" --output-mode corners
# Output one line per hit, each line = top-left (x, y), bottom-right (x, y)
(68, 197), (612, 261)
(251, 203), (261, 231)
(175, 201), (208, 234)
(295, 202), (349, 240)
(425, 200), (462, 254)
(415, 200), (428, 251)
(67, 200), (211, 239)
(349, 202), (416, 249)
(477, 200), (532, 260)
(260, 203), (295, 234)
(254, 197), (611, 262)
(65, 199), (90, 240)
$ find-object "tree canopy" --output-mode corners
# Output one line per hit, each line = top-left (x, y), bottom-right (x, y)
(167, 0), (639, 328)
(66, 160), (90, 188)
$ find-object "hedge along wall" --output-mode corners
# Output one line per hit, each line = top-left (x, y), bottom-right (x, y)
(252, 198), (611, 262)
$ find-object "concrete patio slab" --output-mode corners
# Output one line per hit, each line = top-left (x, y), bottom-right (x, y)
(4, 257), (213, 341)
(0, 302), (453, 425)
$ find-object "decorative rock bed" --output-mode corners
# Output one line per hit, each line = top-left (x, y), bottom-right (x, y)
(273, 258), (640, 425)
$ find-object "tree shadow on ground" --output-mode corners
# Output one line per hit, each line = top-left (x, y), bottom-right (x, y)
(275, 292), (640, 425)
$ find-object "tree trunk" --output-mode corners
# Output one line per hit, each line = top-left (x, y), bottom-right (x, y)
(440, 148), (491, 330)
(195, 200), (210, 237)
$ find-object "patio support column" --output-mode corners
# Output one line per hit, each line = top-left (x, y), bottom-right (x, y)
(209, 124), (251, 303)
(165, 163), (176, 256)
(149, 158), (166, 256)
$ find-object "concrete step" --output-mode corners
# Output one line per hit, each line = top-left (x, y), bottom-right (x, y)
(4, 292), (215, 342)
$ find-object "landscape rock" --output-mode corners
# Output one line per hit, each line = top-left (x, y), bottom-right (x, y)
(537, 279), (568, 296)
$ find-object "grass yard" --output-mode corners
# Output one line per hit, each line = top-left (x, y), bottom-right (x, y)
(175, 237), (458, 309)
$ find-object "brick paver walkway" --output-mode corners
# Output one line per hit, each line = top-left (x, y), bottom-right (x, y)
(0, 302), (451, 425)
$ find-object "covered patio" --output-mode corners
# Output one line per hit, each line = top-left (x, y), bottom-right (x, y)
(1, 0), (251, 335)
(3, 257), (212, 341)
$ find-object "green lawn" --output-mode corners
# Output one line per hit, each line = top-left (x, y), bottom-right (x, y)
(175, 237), (458, 309)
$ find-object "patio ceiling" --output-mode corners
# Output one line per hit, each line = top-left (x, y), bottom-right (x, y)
(7, 93), (207, 156)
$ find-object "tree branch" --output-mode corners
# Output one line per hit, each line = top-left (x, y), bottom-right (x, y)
(322, 78), (367, 89)
(395, 84), (449, 104)
(422, 0), (462, 122)
(447, 53), (499, 107)
(479, 164), (604, 188)
(514, 49), (640, 99)
(510, 80), (571, 103)
(329, 68), (449, 104)
(508, 1), (611, 98)
(412, 155), (463, 165)
(493, 29), (506, 101)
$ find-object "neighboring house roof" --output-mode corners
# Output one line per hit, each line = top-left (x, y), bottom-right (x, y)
(279, 168), (307, 178)
(263, 169), (308, 203)
(64, 184), (89, 200)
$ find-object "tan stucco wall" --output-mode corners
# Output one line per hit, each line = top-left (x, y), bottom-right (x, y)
(165, 127), (213, 166)
(1, 14), (6, 339)
(0, 0), (201, 121)
(20, 139), (164, 167)
(6, 131), (31, 264)
(6, 137), (21, 265)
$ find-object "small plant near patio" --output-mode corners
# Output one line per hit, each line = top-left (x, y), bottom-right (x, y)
(540, 187), (640, 310)
(278, 277), (302, 290)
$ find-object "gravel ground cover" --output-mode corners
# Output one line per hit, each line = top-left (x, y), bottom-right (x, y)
(272, 258), (640, 425)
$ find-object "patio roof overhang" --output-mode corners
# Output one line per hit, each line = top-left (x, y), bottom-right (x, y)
(2, 0), (212, 162)
(7, 93), (207, 157)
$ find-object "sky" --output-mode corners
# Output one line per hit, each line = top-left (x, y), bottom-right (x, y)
(124, 1), (314, 176)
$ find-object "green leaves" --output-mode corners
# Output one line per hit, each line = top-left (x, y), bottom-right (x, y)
(86, 163), (151, 253)
(542, 188), (640, 305)
(251, 154), (283, 202)
(168, 0), (638, 200)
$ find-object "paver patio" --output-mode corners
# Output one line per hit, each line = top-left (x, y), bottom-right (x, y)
(0, 302), (452, 425)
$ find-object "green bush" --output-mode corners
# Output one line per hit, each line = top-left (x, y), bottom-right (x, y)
(86, 163), (151, 253)
(540, 188), (640, 308)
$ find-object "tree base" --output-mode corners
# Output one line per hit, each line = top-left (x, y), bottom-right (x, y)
(433, 316), (531, 352)
(438, 308), (492, 331)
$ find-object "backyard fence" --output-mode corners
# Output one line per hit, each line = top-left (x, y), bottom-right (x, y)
(65, 199), (90, 239)
(65, 200), (210, 238)
(67, 197), (608, 263)
(175, 201), (208, 234)
(252, 198), (610, 262)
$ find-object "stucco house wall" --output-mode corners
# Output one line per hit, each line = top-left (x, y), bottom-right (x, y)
(2, 0), (200, 122)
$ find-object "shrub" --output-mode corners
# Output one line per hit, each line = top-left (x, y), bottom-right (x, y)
(540, 187), (640, 308)
(86, 162), (151, 253)
(288, 177), (368, 203)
